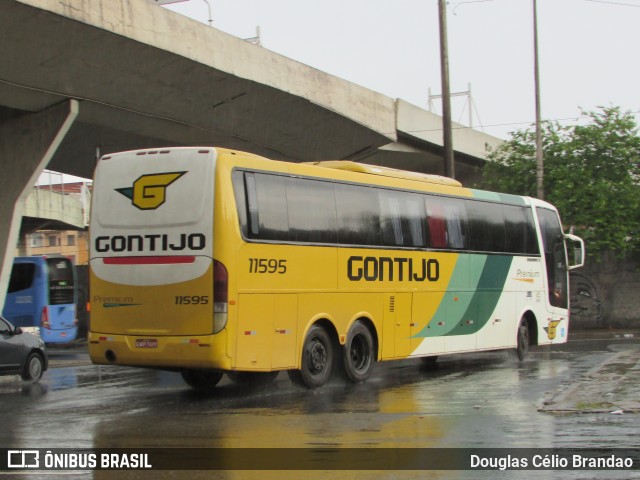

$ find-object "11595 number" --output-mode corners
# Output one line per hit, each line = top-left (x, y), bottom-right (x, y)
(175, 295), (209, 305)
(248, 258), (287, 274)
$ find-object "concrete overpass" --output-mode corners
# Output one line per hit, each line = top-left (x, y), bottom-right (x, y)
(21, 174), (91, 236)
(0, 0), (502, 304)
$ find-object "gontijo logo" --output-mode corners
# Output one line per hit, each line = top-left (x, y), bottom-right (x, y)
(116, 172), (186, 210)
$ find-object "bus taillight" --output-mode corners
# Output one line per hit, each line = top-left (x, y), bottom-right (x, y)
(41, 306), (50, 330)
(213, 260), (228, 334)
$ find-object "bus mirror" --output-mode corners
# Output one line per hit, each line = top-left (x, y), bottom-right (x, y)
(565, 233), (585, 270)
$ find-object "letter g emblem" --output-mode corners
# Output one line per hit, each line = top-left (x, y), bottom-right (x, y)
(116, 172), (186, 210)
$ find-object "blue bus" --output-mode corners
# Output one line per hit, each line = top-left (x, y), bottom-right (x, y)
(3, 256), (78, 344)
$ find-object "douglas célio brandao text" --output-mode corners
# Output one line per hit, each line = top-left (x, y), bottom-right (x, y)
(470, 453), (634, 470)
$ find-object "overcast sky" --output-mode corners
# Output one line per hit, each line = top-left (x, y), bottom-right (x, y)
(160, 0), (640, 140)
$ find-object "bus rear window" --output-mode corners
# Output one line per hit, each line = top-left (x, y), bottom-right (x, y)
(47, 258), (75, 305)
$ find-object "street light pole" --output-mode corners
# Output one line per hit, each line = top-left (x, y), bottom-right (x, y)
(202, 0), (213, 26)
(533, 0), (543, 199)
(438, 0), (455, 179)
(153, 1), (212, 26)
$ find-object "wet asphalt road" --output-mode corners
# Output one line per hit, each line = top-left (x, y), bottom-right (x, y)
(1, 333), (639, 480)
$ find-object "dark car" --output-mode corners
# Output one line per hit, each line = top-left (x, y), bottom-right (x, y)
(0, 315), (48, 382)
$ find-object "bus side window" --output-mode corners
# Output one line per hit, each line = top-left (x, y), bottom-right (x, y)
(7, 264), (36, 293)
(250, 173), (289, 241)
(379, 191), (426, 248)
(467, 200), (505, 253)
(426, 201), (447, 249)
(232, 170), (249, 237)
(426, 196), (467, 250)
(380, 193), (404, 246)
(335, 183), (382, 246)
(523, 208), (540, 255)
(286, 177), (337, 244)
(245, 172), (260, 237)
(232, 171), (290, 241)
(503, 205), (540, 255)
(444, 199), (467, 250)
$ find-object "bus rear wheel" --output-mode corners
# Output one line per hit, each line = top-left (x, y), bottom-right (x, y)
(289, 325), (333, 389)
(343, 321), (375, 383)
(516, 318), (530, 361)
(181, 369), (223, 392)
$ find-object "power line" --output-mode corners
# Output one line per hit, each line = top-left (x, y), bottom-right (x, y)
(584, 0), (640, 7)
(390, 109), (640, 136)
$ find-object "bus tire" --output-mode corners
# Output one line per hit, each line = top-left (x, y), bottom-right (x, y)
(21, 352), (44, 382)
(343, 321), (375, 383)
(516, 318), (530, 362)
(181, 369), (223, 392)
(290, 325), (333, 389)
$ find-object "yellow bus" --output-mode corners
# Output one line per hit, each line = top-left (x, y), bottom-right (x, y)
(88, 147), (584, 390)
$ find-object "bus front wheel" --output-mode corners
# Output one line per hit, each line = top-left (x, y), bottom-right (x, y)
(516, 318), (530, 362)
(343, 321), (375, 383)
(289, 325), (333, 389)
(181, 369), (223, 392)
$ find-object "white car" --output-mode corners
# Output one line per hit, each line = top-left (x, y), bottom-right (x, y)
(0, 315), (48, 382)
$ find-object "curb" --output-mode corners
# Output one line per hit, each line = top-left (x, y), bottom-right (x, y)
(539, 347), (640, 414)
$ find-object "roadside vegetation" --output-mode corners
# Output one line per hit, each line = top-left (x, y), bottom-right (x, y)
(482, 106), (640, 259)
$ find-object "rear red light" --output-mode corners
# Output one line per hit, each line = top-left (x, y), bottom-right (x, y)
(213, 260), (228, 305)
(41, 306), (50, 329)
(213, 260), (228, 334)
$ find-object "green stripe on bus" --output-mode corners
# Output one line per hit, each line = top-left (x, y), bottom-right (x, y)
(470, 189), (526, 205)
(414, 255), (513, 338)
(414, 254), (484, 338)
(445, 255), (513, 336)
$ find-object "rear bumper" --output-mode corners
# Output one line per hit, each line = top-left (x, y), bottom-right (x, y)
(88, 331), (230, 370)
(42, 327), (77, 344)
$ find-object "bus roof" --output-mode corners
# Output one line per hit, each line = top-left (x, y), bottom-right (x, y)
(306, 161), (462, 187)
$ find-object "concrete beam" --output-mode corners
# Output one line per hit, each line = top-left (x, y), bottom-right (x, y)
(0, 99), (78, 310)
(23, 188), (87, 230)
(395, 99), (503, 161)
(1, 0), (395, 178)
(14, 0), (396, 141)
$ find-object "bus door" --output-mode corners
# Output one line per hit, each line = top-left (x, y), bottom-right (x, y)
(536, 208), (570, 341)
(536, 208), (569, 311)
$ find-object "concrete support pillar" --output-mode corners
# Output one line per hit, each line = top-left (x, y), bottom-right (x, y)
(0, 99), (78, 311)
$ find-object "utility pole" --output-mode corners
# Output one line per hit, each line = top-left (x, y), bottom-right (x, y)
(533, 0), (543, 199)
(438, 0), (455, 179)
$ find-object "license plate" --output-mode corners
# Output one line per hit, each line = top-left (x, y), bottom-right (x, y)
(135, 339), (158, 348)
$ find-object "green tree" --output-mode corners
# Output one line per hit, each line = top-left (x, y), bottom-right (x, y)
(483, 106), (640, 257)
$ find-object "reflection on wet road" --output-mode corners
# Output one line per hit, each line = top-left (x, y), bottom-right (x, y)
(1, 336), (638, 479)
